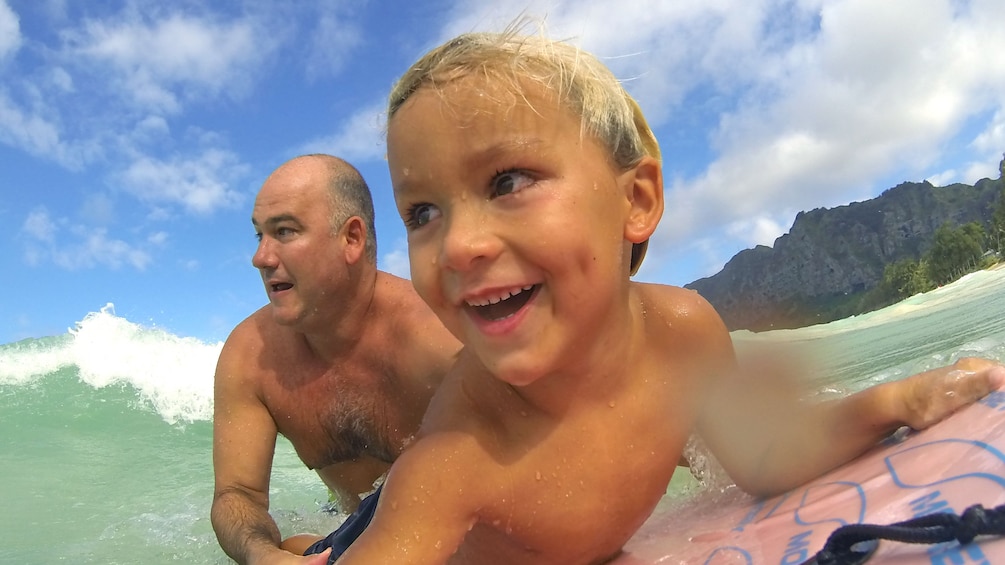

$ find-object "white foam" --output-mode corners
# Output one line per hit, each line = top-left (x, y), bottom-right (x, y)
(0, 304), (222, 424)
(67, 303), (222, 424)
(0, 334), (74, 385)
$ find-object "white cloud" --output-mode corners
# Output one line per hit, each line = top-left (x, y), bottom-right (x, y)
(298, 102), (388, 162)
(305, 1), (363, 80)
(22, 208), (58, 242)
(0, 89), (103, 169)
(147, 231), (168, 246)
(973, 110), (1005, 157)
(79, 193), (116, 226)
(47, 67), (75, 92)
(20, 208), (152, 270)
(381, 242), (411, 279)
(117, 148), (249, 214)
(49, 228), (152, 270)
(0, 92), (61, 155)
(636, 0), (1005, 270)
(925, 169), (958, 188)
(0, 0), (21, 61)
(64, 10), (276, 113)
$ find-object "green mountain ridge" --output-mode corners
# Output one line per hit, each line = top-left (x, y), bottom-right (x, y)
(685, 159), (1005, 331)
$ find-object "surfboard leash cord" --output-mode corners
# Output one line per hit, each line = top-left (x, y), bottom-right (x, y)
(802, 503), (1005, 565)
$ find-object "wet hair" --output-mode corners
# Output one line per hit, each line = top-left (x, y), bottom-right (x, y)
(387, 29), (659, 274)
(309, 154), (378, 264)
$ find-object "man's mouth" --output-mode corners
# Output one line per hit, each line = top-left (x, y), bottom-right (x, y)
(271, 282), (293, 292)
(466, 285), (538, 321)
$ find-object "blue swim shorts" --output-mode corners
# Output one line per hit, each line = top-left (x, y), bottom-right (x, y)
(304, 486), (382, 563)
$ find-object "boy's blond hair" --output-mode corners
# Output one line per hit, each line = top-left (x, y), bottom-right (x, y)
(387, 30), (660, 274)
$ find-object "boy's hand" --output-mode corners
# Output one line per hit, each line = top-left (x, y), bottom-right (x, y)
(890, 357), (1005, 430)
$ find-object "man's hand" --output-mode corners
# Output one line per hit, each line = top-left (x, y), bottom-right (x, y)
(887, 357), (1005, 430)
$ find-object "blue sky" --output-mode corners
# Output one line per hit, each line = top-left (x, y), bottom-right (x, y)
(2, 0), (1004, 345)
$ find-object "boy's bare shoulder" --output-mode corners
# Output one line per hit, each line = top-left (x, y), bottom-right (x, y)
(634, 282), (723, 324)
(633, 282), (732, 359)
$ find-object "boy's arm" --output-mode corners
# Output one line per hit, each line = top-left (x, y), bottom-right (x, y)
(334, 434), (479, 565)
(699, 354), (1005, 497)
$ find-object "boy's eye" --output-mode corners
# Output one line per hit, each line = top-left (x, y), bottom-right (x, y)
(406, 203), (440, 229)
(491, 169), (534, 198)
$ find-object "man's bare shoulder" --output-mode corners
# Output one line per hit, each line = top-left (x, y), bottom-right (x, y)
(372, 272), (435, 317)
(372, 271), (460, 347)
(217, 306), (299, 383)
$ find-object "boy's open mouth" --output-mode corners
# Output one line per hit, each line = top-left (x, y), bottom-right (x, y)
(468, 285), (539, 321)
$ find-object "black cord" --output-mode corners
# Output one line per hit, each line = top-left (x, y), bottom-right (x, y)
(802, 504), (1005, 565)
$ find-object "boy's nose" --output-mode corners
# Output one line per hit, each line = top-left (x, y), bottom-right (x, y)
(439, 211), (500, 272)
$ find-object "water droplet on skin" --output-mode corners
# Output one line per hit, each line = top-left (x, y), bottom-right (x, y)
(608, 400), (616, 408)
(391, 501), (399, 510)
(535, 470), (542, 481)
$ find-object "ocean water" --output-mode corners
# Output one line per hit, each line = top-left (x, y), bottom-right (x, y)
(3, 269), (1005, 565)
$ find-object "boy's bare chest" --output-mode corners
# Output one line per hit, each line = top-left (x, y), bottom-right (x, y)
(462, 390), (692, 563)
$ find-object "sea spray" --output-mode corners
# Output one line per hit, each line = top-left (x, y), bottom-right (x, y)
(0, 303), (223, 424)
(69, 303), (222, 423)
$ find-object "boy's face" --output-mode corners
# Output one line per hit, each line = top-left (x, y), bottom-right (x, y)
(387, 80), (639, 385)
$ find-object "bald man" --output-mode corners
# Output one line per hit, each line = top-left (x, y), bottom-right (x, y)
(211, 155), (460, 564)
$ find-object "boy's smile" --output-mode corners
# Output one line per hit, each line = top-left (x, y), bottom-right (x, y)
(387, 78), (638, 384)
(465, 284), (538, 322)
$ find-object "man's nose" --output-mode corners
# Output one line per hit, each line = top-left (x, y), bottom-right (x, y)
(252, 238), (276, 270)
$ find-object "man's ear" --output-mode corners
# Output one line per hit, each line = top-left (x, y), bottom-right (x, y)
(623, 156), (664, 244)
(340, 216), (367, 265)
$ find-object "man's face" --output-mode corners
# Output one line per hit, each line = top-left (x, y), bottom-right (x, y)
(386, 80), (636, 384)
(251, 160), (345, 327)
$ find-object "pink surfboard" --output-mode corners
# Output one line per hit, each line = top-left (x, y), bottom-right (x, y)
(617, 389), (1005, 564)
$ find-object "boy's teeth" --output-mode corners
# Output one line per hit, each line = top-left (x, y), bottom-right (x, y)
(468, 285), (533, 307)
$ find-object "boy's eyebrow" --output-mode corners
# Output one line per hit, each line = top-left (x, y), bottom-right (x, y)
(468, 137), (546, 167)
(251, 213), (298, 227)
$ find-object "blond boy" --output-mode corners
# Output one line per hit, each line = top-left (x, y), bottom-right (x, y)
(301, 32), (1004, 565)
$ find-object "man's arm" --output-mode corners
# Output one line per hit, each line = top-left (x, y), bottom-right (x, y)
(211, 328), (300, 564)
(699, 352), (1005, 497)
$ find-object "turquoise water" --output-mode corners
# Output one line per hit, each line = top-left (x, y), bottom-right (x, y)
(3, 270), (1005, 564)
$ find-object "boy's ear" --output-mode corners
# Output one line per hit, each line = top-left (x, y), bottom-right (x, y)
(623, 155), (664, 244)
(340, 216), (367, 264)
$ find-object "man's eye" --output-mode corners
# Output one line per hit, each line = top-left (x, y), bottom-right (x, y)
(254, 232), (263, 242)
(406, 203), (440, 229)
(491, 169), (534, 198)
